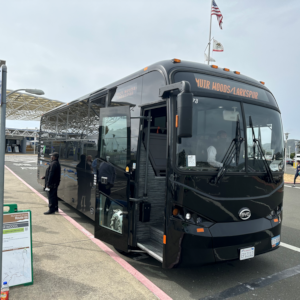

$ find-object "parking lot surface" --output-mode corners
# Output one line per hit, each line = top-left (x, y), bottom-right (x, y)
(4, 155), (300, 300)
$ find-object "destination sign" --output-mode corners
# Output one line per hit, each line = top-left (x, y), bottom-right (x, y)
(173, 72), (278, 107)
(194, 77), (258, 99)
(114, 82), (138, 101)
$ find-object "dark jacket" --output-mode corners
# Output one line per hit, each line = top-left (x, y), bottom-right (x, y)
(46, 160), (61, 188)
(76, 159), (93, 185)
(97, 162), (116, 185)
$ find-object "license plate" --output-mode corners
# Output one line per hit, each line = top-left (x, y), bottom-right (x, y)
(240, 247), (255, 260)
(271, 235), (280, 248)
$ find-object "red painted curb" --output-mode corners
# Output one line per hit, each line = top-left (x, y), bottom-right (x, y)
(5, 165), (172, 300)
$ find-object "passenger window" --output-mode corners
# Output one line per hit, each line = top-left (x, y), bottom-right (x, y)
(40, 114), (57, 139)
(111, 77), (142, 138)
(141, 71), (165, 105)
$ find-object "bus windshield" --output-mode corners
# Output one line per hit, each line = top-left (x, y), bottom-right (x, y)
(177, 97), (246, 172)
(244, 103), (284, 173)
(176, 97), (284, 173)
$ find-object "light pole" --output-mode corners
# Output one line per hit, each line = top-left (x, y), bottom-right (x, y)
(285, 133), (289, 172)
(0, 79), (45, 287)
(33, 127), (38, 155)
(295, 141), (298, 168)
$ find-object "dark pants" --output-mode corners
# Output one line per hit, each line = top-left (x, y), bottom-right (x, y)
(48, 187), (58, 212)
(294, 173), (299, 184)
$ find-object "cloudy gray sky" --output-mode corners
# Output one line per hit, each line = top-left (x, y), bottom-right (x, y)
(2, 0), (300, 138)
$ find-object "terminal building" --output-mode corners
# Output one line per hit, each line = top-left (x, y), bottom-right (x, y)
(4, 89), (63, 153)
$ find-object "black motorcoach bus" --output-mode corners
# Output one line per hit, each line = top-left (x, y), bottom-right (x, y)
(38, 59), (284, 268)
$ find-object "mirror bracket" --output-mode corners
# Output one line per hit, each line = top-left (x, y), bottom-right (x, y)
(159, 81), (192, 99)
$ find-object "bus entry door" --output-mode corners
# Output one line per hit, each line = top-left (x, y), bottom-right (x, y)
(94, 106), (131, 252)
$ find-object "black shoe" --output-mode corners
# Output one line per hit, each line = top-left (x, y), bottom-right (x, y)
(44, 210), (55, 215)
(55, 208), (59, 212)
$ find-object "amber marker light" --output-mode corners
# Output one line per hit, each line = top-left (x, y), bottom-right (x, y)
(211, 65), (218, 69)
(234, 71), (241, 75)
(223, 68), (230, 72)
(260, 81), (265, 85)
(173, 208), (179, 216)
(175, 115), (179, 128)
(163, 235), (167, 244)
(173, 58), (181, 63)
(197, 228), (204, 233)
(274, 218), (279, 223)
(144, 67), (148, 71)
(126, 166), (129, 172)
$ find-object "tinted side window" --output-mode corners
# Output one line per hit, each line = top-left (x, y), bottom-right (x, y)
(111, 77), (142, 138)
(67, 100), (89, 140)
(40, 114), (57, 139)
(141, 71), (165, 105)
(57, 109), (68, 139)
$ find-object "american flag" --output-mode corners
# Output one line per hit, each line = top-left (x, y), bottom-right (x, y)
(211, 0), (223, 29)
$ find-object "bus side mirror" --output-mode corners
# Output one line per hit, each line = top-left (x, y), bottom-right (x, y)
(177, 91), (193, 138)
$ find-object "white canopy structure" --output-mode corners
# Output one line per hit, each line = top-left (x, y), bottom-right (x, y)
(6, 89), (64, 121)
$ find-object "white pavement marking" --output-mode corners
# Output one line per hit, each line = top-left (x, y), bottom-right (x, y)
(284, 184), (300, 189)
(281, 242), (300, 253)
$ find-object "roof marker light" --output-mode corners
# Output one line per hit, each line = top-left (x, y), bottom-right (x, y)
(260, 81), (265, 85)
(211, 65), (218, 69)
(144, 67), (148, 71)
(173, 58), (181, 63)
(234, 71), (241, 75)
(223, 68), (230, 72)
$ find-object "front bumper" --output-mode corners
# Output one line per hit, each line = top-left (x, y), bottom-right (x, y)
(167, 217), (281, 267)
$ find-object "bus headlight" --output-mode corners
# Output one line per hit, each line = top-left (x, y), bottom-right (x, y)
(172, 206), (213, 226)
(185, 213), (192, 220)
(266, 205), (282, 220)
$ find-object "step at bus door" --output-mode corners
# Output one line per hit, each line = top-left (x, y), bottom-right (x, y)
(94, 106), (131, 252)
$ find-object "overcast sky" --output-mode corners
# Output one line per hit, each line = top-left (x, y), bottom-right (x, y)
(2, 0), (300, 139)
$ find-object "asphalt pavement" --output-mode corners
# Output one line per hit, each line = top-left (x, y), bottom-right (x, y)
(4, 154), (300, 300)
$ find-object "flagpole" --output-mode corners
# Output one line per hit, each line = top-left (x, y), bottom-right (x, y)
(207, 0), (213, 65)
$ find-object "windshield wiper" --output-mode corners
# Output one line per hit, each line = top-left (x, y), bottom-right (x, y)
(214, 117), (244, 184)
(249, 116), (274, 183)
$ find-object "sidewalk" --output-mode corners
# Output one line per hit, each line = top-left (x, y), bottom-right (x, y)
(3, 167), (161, 300)
(284, 173), (300, 184)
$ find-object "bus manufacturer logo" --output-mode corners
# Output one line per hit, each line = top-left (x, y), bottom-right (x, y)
(239, 208), (251, 220)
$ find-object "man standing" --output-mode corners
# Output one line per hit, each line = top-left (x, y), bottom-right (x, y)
(41, 152), (61, 214)
(293, 160), (300, 187)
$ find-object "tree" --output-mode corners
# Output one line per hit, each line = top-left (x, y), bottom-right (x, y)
(291, 153), (295, 159)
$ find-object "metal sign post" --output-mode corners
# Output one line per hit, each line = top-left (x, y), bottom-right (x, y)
(0, 64), (7, 288)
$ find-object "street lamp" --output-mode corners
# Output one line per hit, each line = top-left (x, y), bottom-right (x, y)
(0, 75), (45, 287)
(7, 88), (44, 97)
(295, 141), (298, 168)
(285, 133), (289, 172)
